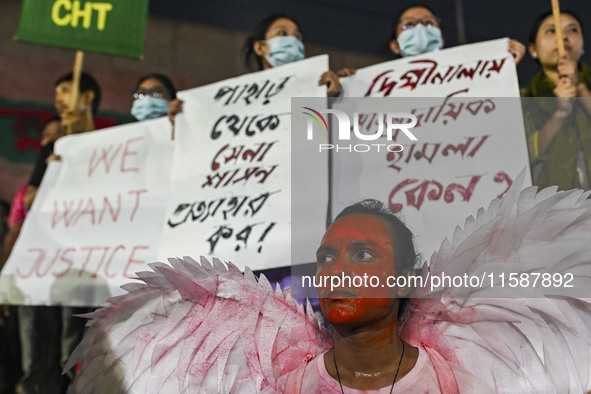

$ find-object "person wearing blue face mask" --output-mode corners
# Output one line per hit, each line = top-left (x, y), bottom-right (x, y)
(389, 5), (525, 63)
(389, 5), (443, 57)
(244, 13), (342, 96)
(131, 73), (177, 121)
(245, 14), (305, 69)
(169, 14), (343, 121)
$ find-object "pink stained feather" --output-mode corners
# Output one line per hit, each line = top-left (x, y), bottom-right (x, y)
(402, 176), (591, 392)
(67, 174), (591, 393)
(66, 257), (331, 393)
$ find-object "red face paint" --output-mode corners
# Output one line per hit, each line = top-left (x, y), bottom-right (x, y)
(316, 214), (398, 327)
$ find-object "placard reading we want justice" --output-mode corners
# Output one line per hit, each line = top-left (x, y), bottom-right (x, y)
(0, 56), (328, 306)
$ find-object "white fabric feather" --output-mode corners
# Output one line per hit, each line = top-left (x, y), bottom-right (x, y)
(402, 174), (591, 393)
(69, 175), (591, 393)
(66, 258), (330, 393)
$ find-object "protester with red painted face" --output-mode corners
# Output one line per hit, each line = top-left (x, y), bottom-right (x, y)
(286, 199), (490, 392)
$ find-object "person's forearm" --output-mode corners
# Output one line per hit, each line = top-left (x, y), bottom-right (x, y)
(23, 185), (38, 210)
(536, 111), (569, 157)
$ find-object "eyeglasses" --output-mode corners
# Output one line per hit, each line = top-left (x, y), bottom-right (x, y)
(132, 87), (169, 100)
(400, 17), (440, 31)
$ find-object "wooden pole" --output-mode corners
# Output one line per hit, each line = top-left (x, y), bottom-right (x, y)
(551, 0), (565, 56)
(63, 50), (85, 135)
(70, 50), (84, 110)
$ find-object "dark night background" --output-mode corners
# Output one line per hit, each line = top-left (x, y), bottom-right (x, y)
(147, 0), (591, 87)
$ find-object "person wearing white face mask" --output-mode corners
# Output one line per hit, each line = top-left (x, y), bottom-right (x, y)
(389, 5), (443, 57)
(131, 73), (177, 121)
(245, 13), (342, 96)
(245, 14), (306, 70)
(389, 5), (525, 63)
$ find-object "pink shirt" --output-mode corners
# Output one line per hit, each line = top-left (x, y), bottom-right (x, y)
(280, 347), (494, 393)
(8, 183), (28, 227)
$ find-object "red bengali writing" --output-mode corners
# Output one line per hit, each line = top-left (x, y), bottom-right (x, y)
(16, 245), (150, 280)
(356, 90), (495, 135)
(203, 140), (279, 189)
(365, 57), (507, 96)
(214, 76), (292, 106)
(387, 135), (489, 172)
(388, 171), (512, 212)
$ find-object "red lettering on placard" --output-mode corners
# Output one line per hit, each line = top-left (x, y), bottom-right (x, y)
(88, 136), (144, 176)
(88, 144), (122, 176)
(120, 136), (143, 173)
(128, 189), (147, 221)
(53, 247), (75, 278)
(123, 246), (149, 278)
(104, 245), (125, 278)
(79, 246), (102, 275)
(16, 245), (151, 280)
(98, 194), (121, 223)
(16, 248), (46, 279)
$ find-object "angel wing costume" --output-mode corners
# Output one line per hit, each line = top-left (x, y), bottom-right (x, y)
(66, 180), (591, 393)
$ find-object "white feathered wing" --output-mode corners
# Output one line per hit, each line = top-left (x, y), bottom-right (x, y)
(401, 176), (591, 393)
(65, 257), (330, 393)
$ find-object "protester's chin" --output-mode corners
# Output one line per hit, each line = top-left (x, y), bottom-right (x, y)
(56, 106), (67, 117)
(323, 289), (357, 300)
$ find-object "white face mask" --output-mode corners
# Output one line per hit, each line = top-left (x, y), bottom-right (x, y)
(131, 96), (170, 121)
(397, 24), (443, 57)
(264, 36), (305, 67)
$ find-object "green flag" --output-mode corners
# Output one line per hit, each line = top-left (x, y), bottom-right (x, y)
(15, 0), (149, 58)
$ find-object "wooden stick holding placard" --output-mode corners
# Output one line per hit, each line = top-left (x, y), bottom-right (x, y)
(62, 50), (85, 135)
(551, 0), (565, 56)
(70, 50), (84, 110)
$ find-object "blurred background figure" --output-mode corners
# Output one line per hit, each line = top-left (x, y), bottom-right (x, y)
(131, 73), (177, 121)
(522, 9), (591, 190)
(389, 5), (444, 57)
(389, 4), (524, 62)
(0, 116), (61, 394)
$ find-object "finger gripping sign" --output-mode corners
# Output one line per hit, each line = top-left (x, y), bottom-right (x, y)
(15, 0), (148, 58)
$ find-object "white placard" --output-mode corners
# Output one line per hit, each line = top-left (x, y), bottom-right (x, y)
(332, 39), (531, 261)
(158, 56), (329, 270)
(0, 118), (173, 305)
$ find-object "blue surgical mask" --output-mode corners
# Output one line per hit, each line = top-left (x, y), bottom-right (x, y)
(397, 24), (443, 57)
(264, 36), (305, 67)
(131, 96), (170, 121)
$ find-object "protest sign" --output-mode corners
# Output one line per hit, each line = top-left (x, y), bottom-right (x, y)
(0, 118), (173, 305)
(15, 0), (148, 58)
(0, 57), (329, 306)
(330, 39), (531, 259)
(158, 56), (329, 271)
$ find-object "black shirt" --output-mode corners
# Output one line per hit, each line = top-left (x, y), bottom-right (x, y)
(28, 141), (55, 187)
